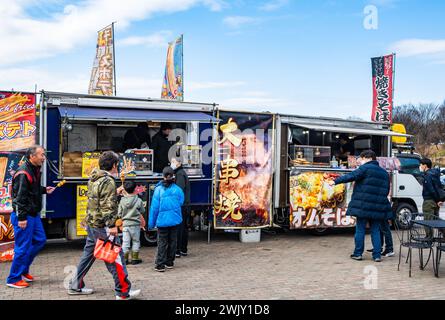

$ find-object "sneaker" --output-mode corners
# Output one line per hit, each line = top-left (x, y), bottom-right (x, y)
(366, 249), (373, 252)
(175, 253), (181, 258)
(374, 257), (382, 262)
(116, 289), (141, 300)
(67, 288), (94, 295)
(350, 254), (363, 261)
(6, 280), (29, 289)
(154, 265), (166, 272)
(382, 250), (395, 257)
(165, 263), (174, 269)
(180, 251), (188, 257)
(22, 274), (34, 283)
(131, 259), (142, 265)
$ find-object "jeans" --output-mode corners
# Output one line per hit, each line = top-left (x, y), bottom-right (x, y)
(156, 225), (178, 267)
(176, 207), (190, 254)
(69, 226), (131, 297)
(380, 219), (394, 252)
(354, 217), (382, 260)
(7, 213), (46, 284)
(122, 225), (141, 254)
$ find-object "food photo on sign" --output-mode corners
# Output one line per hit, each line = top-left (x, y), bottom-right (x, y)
(214, 113), (274, 229)
(289, 170), (355, 229)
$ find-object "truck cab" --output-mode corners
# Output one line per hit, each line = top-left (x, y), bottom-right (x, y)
(391, 153), (423, 228)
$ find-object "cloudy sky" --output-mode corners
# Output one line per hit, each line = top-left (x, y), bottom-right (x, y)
(0, 0), (444, 119)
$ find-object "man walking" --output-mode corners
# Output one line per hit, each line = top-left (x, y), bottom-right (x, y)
(7, 145), (55, 288)
(329, 150), (392, 262)
(68, 151), (140, 300)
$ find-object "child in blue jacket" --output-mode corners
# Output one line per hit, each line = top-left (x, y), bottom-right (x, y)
(149, 166), (184, 272)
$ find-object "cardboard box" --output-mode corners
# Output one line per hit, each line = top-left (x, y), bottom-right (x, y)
(62, 152), (83, 177)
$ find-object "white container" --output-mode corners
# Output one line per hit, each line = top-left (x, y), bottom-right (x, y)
(239, 229), (261, 243)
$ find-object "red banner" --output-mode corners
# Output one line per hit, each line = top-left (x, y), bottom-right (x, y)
(0, 92), (37, 151)
(371, 54), (394, 123)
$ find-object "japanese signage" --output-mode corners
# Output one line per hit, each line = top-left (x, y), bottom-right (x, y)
(76, 185), (88, 236)
(289, 170), (356, 229)
(371, 54), (394, 123)
(214, 112), (274, 229)
(0, 152), (23, 213)
(161, 35), (183, 101)
(0, 92), (37, 152)
(0, 152), (22, 262)
(88, 24), (115, 96)
(0, 213), (14, 262)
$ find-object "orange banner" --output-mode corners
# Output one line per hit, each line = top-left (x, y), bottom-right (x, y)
(0, 92), (37, 152)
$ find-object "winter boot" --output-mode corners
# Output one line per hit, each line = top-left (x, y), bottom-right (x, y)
(131, 251), (142, 265)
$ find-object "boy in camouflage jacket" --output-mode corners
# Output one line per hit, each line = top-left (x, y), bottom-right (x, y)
(68, 151), (140, 300)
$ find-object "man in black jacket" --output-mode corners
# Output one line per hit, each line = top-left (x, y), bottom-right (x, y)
(6, 145), (55, 288)
(152, 123), (173, 173)
(419, 158), (443, 219)
(170, 157), (191, 257)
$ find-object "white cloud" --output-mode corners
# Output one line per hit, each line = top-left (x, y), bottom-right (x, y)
(390, 39), (445, 57)
(188, 81), (246, 90)
(259, 0), (289, 11)
(0, 0), (225, 66)
(120, 31), (173, 47)
(223, 16), (260, 28)
(202, 0), (229, 11)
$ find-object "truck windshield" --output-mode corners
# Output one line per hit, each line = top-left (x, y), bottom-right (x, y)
(398, 157), (421, 175)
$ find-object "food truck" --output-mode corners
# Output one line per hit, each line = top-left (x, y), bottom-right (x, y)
(39, 91), (218, 244)
(272, 114), (420, 232)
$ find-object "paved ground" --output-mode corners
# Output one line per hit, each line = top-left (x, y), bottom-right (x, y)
(1, 228), (444, 300)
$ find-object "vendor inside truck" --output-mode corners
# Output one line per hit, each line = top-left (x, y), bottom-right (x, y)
(288, 125), (385, 169)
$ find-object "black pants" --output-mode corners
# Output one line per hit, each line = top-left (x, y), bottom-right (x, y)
(156, 226), (178, 267)
(177, 208), (190, 254)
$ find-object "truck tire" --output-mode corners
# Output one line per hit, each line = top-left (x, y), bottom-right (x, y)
(394, 203), (415, 230)
(140, 230), (157, 246)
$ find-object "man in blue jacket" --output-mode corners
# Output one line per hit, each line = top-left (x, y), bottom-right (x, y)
(149, 166), (184, 272)
(329, 150), (392, 262)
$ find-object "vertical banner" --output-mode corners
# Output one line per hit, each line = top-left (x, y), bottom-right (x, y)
(0, 152), (23, 262)
(289, 170), (355, 229)
(76, 185), (88, 236)
(371, 54), (394, 123)
(161, 35), (183, 101)
(88, 24), (115, 96)
(214, 112), (274, 229)
(0, 92), (37, 152)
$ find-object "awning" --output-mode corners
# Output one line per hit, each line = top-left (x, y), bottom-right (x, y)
(57, 106), (217, 122)
(289, 123), (411, 137)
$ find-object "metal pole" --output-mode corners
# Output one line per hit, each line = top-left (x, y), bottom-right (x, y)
(112, 22), (117, 96)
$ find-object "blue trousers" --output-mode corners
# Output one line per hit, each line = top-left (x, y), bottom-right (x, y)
(7, 212), (46, 284)
(354, 218), (382, 260)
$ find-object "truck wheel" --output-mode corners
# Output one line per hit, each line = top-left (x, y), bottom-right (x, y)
(140, 230), (157, 246)
(395, 203), (415, 230)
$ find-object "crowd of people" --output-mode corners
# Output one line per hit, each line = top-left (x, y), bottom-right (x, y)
(5, 145), (445, 299)
(6, 146), (190, 300)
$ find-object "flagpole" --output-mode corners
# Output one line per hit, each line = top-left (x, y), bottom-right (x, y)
(181, 33), (184, 102)
(392, 52), (396, 122)
(112, 22), (117, 96)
